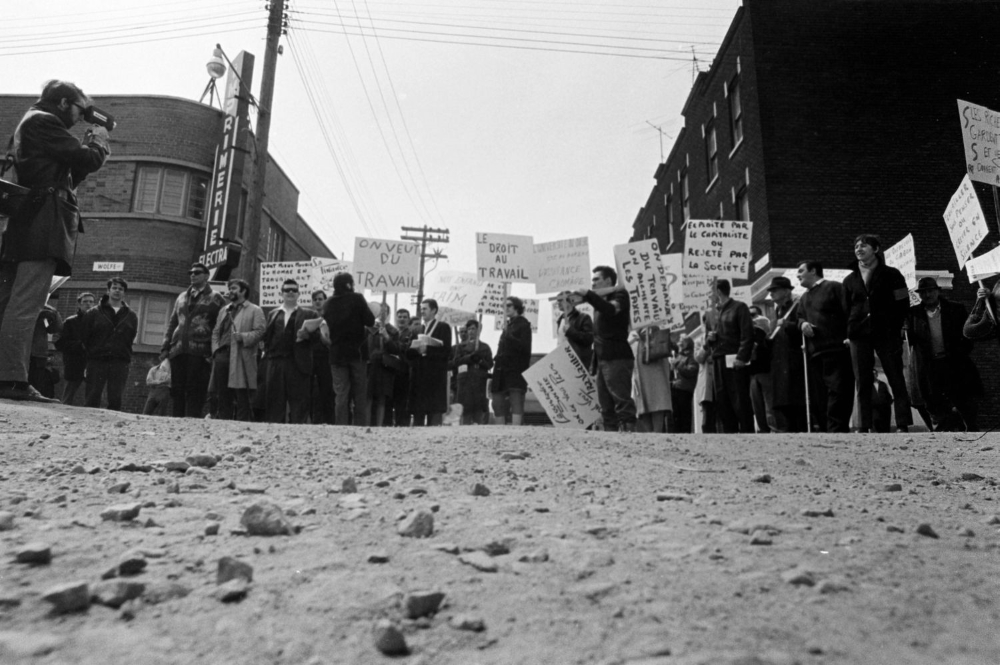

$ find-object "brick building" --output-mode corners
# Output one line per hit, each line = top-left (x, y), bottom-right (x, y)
(629, 0), (1000, 426)
(0, 94), (335, 412)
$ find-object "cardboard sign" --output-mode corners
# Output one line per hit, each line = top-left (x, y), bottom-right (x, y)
(883, 234), (920, 306)
(531, 236), (591, 294)
(958, 99), (1000, 186)
(494, 298), (539, 333)
(310, 257), (352, 295)
(425, 271), (487, 314)
(522, 342), (601, 429)
(613, 239), (677, 330)
(680, 273), (715, 323)
(353, 237), (420, 292)
(682, 220), (753, 279)
(659, 253), (687, 329)
(943, 175), (989, 269)
(260, 261), (316, 308)
(476, 232), (534, 283)
(476, 282), (509, 316)
(966, 245), (1000, 282)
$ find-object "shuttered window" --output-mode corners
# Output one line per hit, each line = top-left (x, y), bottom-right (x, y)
(139, 295), (174, 346)
(132, 165), (209, 220)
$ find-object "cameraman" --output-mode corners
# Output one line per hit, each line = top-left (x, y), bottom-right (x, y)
(0, 80), (109, 402)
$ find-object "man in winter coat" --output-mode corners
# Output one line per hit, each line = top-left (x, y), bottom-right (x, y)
(843, 234), (912, 432)
(263, 279), (323, 424)
(704, 279), (755, 433)
(451, 319), (494, 425)
(0, 80), (109, 403)
(56, 291), (95, 404)
(766, 276), (808, 432)
(556, 290), (594, 369)
(322, 272), (375, 426)
(82, 277), (138, 411)
(491, 297), (532, 426)
(160, 262), (227, 418)
(211, 278), (265, 421)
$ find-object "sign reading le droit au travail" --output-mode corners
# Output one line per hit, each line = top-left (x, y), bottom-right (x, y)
(475, 232), (534, 283)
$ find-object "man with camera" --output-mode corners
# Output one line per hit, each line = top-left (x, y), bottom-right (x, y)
(0, 80), (109, 402)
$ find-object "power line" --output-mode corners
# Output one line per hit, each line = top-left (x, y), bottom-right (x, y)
(2, 11), (263, 45)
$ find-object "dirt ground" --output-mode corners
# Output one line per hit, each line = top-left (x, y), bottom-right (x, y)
(0, 402), (998, 665)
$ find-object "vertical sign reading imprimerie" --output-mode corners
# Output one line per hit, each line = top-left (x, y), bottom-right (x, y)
(613, 239), (676, 329)
(201, 51), (255, 272)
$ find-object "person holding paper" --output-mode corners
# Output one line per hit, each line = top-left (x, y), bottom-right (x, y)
(261, 279), (323, 424)
(796, 260), (854, 433)
(704, 279), (755, 433)
(766, 276), (807, 432)
(491, 297), (533, 426)
(556, 290), (594, 369)
(407, 298), (452, 426)
(451, 319), (494, 425)
(843, 234), (912, 433)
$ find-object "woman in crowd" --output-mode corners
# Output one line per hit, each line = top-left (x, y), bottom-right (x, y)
(491, 296), (532, 425)
(451, 319), (494, 425)
(670, 335), (699, 433)
(629, 325), (673, 433)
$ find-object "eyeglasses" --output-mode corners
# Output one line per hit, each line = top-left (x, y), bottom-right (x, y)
(283, 288), (299, 294)
(71, 102), (88, 114)
(188, 270), (207, 275)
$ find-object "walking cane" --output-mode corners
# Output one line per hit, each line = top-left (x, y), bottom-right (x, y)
(802, 336), (812, 433)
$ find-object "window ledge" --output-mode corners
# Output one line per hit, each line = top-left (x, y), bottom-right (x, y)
(705, 175), (720, 193)
(729, 138), (744, 159)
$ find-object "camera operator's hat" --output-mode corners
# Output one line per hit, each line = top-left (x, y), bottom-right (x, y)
(915, 277), (940, 292)
(766, 276), (794, 291)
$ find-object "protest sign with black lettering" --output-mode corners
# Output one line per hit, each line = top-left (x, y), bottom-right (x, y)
(966, 245), (1000, 282)
(260, 261), (316, 308)
(476, 282), (509, 316)
(613, 239), (677, 330)
(310, 257), (352, 295)
(943, 175), (988, 269)
(531, 236), (591, 293)
(425, 271), (486, 329)
(476, 232), (534, 283)
(495, 298), (539, 333)
(680, 273), (714, 321)
(883, 234), (921, 306)
(353, 237), (420, 292)
(683, 220), (753, 279)
(958, 99), (1000, 186)
(522, 342), (601, 429)
(659, 253), (687, 329)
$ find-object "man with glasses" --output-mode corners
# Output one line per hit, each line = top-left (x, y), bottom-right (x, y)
(262, 278), (323, 423)
(160, 262), (226, 417)
(0, 80), (109, 402)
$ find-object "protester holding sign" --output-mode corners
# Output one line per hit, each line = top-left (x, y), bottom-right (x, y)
(491, 297), (533, 426)
(556, 290), (594, 369)
(843, 234), (912, 433)
(406, 299), (452, 426)
(367, 302), (400, 428)
(451, 320), (494, 425)
(704, 279), (755, 434)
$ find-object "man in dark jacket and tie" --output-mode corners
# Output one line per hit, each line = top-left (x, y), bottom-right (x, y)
(263, 279), (323, 424)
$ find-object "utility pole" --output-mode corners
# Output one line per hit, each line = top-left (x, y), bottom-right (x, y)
(238, 0), (287, 286)
(400, 225), (450, 305)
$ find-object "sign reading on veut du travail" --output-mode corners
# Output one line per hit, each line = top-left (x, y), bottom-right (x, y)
(353, 237), (420, 293)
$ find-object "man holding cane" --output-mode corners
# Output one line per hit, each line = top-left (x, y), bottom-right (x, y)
(0, 81), (109, 402)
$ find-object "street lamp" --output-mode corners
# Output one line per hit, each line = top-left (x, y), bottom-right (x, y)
(200, 47), (227, 106)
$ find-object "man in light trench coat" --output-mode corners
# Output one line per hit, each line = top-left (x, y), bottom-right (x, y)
(210, 278), (265, 421)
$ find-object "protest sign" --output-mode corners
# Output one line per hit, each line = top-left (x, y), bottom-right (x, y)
(353, 237), (420, 292)
(883, 234), (921, 305)
(659, 253), (686, 329)
(613, 239), (678, 330)
(682, 220), (753, 279)
(476, 232), (534, 282)
(957, 99), (1000, 186)
(494, 298), (539, 333)
(310, 257), (352, 295)
(476, 282), (509, 316)
(680, 273), (714, 322)
(260, 261), (316, 307)
(966, 245), (1000, 281)
(943, 175), (989, 269)
(531, 236), (591, 293)
(522, 342), (601, 429)
(425, 271), (487, 314)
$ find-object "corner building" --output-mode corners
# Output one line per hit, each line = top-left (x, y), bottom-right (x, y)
(0, 94), (335, 412)
(629, 0), (1000, 428)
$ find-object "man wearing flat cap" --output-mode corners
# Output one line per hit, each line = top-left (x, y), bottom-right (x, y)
(766, 275), (808, 432)
(906, 277), (981, 431)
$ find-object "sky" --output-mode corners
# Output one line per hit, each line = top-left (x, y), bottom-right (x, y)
(2, 0), (741, 350)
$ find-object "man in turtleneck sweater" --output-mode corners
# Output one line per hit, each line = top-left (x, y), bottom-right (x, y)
(842, 234), (911, 433)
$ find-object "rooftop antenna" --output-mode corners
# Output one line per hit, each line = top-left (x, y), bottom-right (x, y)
(690, 46), (700, 84)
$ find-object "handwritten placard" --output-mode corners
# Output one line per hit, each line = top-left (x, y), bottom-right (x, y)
(613, 239), (677, 330)
(476, 232), (534, 283)
(680, 273), (715, 322)
(682, 220), (753, 279)
(494, 298), (539, 333)
(958, 99), (1000, 186)
(260, 261), (316, 308)
(353, 237), (420, 292)
(531, 236), (591, 293)
(310, 257), (352, 295)
(883, 234), (921, 305)
(659, 253), (687, 329)
(425, 270), (487, 313)
(476, 282), (509, 316)
(966, 245), (1000, 281)
(522, 342), (601, 429)
(731, 285), (753, 306)
(943, 175), (989, 270)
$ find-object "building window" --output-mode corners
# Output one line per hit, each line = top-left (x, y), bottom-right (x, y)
(133, 165), (209, 221)
(705, 121), (719, 184)
(729, 75), (743, 147)
(681, 170), (690, 222)
(136, 294), (175, 346)
(717, 202), (724, 220)
(265, 221), (286, 261)
(736, 186), (749, 221)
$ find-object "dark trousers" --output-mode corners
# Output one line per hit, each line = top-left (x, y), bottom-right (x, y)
(85, 359), (130, 411)
(217, 387), (253, 421)
(143, 386), (170, 415)
(712, 362), (754, 433)
(851, 337), (911, 430)
(926, 357), (979, 431)
(170, 354), (211, 418)
(773, 404), (808, 433)
(310, 361), (335, 424)
(671, 388), (693, 433)
(412, 412), (443, 426)
(596, 358), (637, 430)
(0, 259), (57, 383)
(808, 349), (855, 433)
(332, 359), (369, 426)
(265, 356), (310, 424)
(389, 372), (410, 426)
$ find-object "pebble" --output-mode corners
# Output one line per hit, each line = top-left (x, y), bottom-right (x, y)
(985, 515), (1000, 525)
(0, 511), (14, 531)
(752, 474), (772, 483)
(15, 542), (52, 565)
(238, 485), (267, 494)
(482, 539), (513, 556)
(450, 614), (486, 632)
(881, 483), (903, 492)
(960, 472), (984, 481)
(142, 581), (191, 605)
(117, 462), (152, 472)
(749, 530), (772, 545)
(100, 502), (142, 522)
(519, 548), (550, 563)
(431, 543), (460, 555)
(469, 482), (491, 497)
(205, 522), (220, 536)
(212, 578), (250, 603)
(90, 579), (145, 608)
(656, 492), (690, 502)
(816, 578), (851, 594)
(501, 452), (526, 461)
(186, 454), (217, 468)
(107, 482), (131, 494)
(164, 461), (190, 472)
(781, 569), (816, 586)
(458, 551), (499, 572)
(916, 523), (939, 539)
(342, 477), (358, 493)
(367, 550), (390, 564)
(373, 620), (409, 656)
(398, 510), (434, 538)
(41, 581), (90, 613)
(240, 500), (294, 536)
(402, 590), (446, 618)
(0, 592), (22, 608)
(217, 557), (254, 584)
(118, 549), (147, 576)
(959, 528), (976, 537)
(801, 508), (834, 518)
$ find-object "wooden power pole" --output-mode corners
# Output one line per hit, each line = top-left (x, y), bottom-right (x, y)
(400, 225), (450, 305)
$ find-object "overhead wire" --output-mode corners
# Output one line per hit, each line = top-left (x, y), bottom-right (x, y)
(3, 0), (253, 31)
